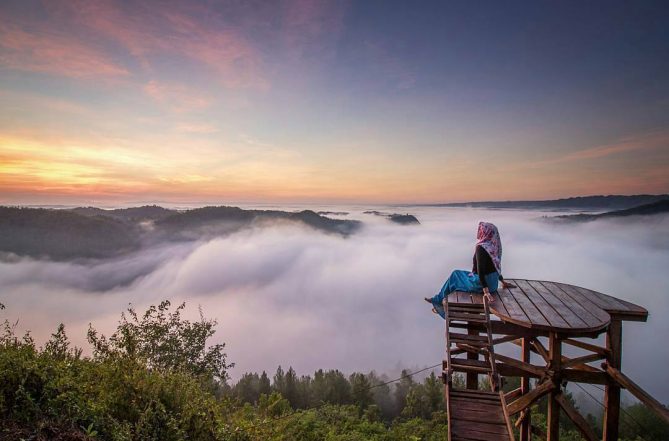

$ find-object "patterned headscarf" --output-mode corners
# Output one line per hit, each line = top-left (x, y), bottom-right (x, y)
(476, 222), (502, 273)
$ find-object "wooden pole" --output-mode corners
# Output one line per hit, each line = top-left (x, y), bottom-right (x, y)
(547, 333), (561, 441)
(520, 337), (532, 441)
(467, 325), (479, 390)
(603, 319), (622, 441)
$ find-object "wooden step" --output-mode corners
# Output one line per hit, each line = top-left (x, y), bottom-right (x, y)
(448, 311), (487, 323)
(448, 358), (491, 373)
(448, 302), (484, 311)
(449, 332), (489, 342)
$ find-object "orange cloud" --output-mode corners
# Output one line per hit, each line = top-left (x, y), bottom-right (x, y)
(0, 23), (128, 78)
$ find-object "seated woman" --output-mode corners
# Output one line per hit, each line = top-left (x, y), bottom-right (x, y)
(425, 222), (512, 318)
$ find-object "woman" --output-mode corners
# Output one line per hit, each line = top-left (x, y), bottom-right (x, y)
(425, 222), (512, 319)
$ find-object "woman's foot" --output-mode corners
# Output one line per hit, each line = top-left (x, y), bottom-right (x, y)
(424, 297), (433, 304)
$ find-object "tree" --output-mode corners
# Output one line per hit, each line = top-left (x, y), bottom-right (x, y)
(87, 301), (233, 382)
(394, 369), (415, 415)
(259, 370), (271, 396)
(350, 372), (373, 411)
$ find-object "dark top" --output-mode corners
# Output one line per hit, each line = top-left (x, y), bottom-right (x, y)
(472, 245), (503, 289)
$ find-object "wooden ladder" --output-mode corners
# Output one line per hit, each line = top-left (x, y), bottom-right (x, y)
(443, 296), (515, 441)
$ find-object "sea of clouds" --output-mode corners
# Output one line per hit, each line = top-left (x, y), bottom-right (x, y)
(1, 206), (668, 405)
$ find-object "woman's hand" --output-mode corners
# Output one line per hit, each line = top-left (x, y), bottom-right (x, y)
(483, 287), (493, 302)
(424, 297), (432, 304)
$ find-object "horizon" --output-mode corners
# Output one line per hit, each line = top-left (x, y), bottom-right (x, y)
(2, 1), (669, 205)
(3, 192), (669, 210)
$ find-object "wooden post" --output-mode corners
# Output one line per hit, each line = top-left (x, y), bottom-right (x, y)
(603, 319), (622, 441)
(547, 333), (561, 441)
(520, 337), (532, 441)
(467, 326), (479, 390)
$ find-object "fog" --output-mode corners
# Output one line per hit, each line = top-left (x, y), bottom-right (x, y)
(1, 207), (668, 404)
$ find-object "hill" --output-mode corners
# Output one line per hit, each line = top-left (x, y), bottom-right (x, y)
(550, 199), (669, 222)
(424, 194), (669, 211)
(0, 206), (361, 260)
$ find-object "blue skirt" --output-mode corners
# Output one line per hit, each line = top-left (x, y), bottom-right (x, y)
(429, 270), (499, 319)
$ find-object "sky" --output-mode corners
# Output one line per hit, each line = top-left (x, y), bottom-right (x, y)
(1, 0), (668, 205)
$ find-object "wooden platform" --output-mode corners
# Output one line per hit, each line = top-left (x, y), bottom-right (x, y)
(441, 279), (657, 441)
(447, 278), (647, 335)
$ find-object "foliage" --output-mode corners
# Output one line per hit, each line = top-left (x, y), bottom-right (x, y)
(87, 300), (233, 383)
(1, 301), (667, 440)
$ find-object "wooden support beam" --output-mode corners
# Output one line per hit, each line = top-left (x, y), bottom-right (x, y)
(520, 337), (532, 441)
(562, 353), (606, 369)
(495, 353), (546, 377)
(563, 338), (610, 356)
(532, 338), (550, 363)
(494, 335), (523, 345)
(603, 320), (622, 441)
(555, 392), (598, 441)
(467, 326), (479, 390)
(562, 369), (609, 385)
(547, 332), (561, 441)
(605, 364), (669, 424)
(505, 387), (523, 403)
(561, 355), (600, 372)
(507, 380), (555, 415)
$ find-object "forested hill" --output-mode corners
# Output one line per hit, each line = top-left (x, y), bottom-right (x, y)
(0, 206), (361, 261)
(424, 194), (669, 211)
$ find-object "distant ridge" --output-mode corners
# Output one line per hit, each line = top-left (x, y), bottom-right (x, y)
(550, 199), (669, 222)
(0, 205), (361, 261)
(420, 194), (669, 211)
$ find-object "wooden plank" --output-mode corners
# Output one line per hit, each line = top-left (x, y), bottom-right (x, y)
(603, 319), (622, 441)
(506, 283), (551, 327)
(544, 281), (608, 330)
(554, 282), (611, 325)
(450, 311), (487, 323)
(520, 338), (531, 441)
(452, 406), (505, 424)
(547, 332), (561, 441)
(556, 392), (598, 441)
(529, 280), (588, 329)
(451, 389), (499, 405)
(507, 380), (554, 415)
(562, 353), (605, 369)
(451, 420), (510, 435)
(495, 353), (545, 377)
(450, 332), (488, 342)
(570, 284), (629, 311)
(496, 287), (532, 327)
(505, 387), (522, 402)
(515, 280), (570, 329)
(563, 338), (610, 356)
(606, 364), (669, 424)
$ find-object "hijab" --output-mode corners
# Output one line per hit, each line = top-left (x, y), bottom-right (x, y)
(476, 222), (502, 273)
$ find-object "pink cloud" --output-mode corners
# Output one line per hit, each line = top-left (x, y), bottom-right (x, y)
(67, 1), (267, 89)
(143, 80), (211, 113)
(560, 131), (669, 162)
(0, 23), (128, 78)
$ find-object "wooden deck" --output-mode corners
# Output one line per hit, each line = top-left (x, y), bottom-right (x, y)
(447, 278), (647, 335)
(441, 279), (657, 441)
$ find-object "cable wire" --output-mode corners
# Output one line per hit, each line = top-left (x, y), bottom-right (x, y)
(573, 382), (650, 441)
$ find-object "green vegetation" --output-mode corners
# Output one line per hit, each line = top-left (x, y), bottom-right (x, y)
(1, 301), (666, 440)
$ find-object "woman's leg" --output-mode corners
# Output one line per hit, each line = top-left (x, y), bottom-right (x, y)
(429, 270), (474, 319)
